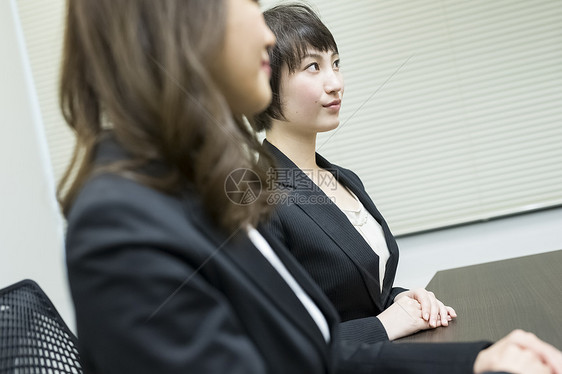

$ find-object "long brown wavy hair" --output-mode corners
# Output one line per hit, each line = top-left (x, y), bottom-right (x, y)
(58, 0), (274, 232)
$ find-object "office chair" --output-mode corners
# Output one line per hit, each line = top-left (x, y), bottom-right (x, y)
(0, 279), (82, 373)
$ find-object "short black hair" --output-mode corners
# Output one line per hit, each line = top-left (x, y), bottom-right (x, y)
(253, 3), (339, 131)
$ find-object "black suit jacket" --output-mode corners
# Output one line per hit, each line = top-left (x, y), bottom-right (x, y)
(65, 136), (489, 373)
(260, 139), (408, 343)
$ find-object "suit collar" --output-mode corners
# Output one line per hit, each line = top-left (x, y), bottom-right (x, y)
(184, 200), (334, 362)
(264, 139), (328, 191)
(97, 135), (335, 362)
(263, 138), (400, 306)
(258, 227), (340, 327)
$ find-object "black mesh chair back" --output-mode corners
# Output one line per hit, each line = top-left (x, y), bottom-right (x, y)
(0, 279), (82, 374)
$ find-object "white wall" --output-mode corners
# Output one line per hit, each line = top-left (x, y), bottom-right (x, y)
(395, 207), (562, 289)
(0, 0), (73, 328)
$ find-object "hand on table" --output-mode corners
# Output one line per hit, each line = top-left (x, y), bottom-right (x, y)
(394, 288), (456, 328)
(376, 295), (445, 340)
(474, 329), (562, 374)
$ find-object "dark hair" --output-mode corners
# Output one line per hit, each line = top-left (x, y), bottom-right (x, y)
(59, 0), (273, 232)
(253, 3), (338, 131)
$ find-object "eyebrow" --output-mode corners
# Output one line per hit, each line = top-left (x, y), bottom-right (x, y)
(302, 51), (339, 60)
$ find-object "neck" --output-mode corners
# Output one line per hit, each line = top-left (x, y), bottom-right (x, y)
(266, 122), (319, 170)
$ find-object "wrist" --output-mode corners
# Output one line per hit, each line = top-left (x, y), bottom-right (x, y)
(393, 290), (409, 303)
(376, 314), (399, 341)
(473, 348), (492, 374)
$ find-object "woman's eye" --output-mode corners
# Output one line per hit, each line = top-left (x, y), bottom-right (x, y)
(305, 62), (320, 72)
(333, 59), (340, 69)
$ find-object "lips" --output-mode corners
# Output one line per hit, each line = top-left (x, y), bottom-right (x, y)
(261, 60), (271, 76)
(323, 99), (341, 108)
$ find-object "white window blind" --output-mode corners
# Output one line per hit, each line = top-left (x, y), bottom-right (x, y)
(17, 0), (71, 189)
(263, 0), (562, 235)
(18, 0), (562, 235)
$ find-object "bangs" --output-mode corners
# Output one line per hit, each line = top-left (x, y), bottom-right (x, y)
(278, 22), (338, 72)
(265, 4), (339, 73)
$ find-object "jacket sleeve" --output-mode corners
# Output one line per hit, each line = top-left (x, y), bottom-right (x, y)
(263, 208), (392, 345)
(65, 179), (266, 374)
(386, 286), (409, 308)
(338, 316), (389, 343)
(335, 339), (492, 374)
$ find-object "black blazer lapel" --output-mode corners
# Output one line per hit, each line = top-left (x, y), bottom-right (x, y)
(258, 228), (340, 328)
(293, 189), (386, 311)
(264, 140), (385, 311)
(317, 156), (401, 304)
(185, 201), (331, 362)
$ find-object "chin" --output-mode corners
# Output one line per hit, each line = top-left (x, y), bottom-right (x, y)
(245, 90), (272, 117)
(317, 122), (340, 133)
(256, 95), (273, 114)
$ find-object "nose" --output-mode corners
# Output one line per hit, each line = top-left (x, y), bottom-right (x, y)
(263, 20), (276, 50)
(325, 70), (343, 95)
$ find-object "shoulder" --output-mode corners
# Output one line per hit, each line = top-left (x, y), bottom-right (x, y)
(68, 173), (184, 232)
(65, 172), (207, 263)
(318, 154), (365, 190)
(64, 174), (269, 374)
(336, 165), (364, 186)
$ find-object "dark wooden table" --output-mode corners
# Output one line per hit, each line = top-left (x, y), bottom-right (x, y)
(398, 249), (562, 348)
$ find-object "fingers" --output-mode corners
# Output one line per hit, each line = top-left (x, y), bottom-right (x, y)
(512, 348), (552, 374)
(397, 296), (436, 332)
(399, 289), (456, 330)
(428, 292), (440, 328)
(474, 335), (554, 374)
(411, 288), (458, 328)
(437, 300), (449, 326)
(398, 296), (422, 319)
(507, 330), (562, 374)
(412, 289), (432, 324)
(446, 305), (457, 319)
(416, 289), (439, 327)
(377, 297), (427, 340)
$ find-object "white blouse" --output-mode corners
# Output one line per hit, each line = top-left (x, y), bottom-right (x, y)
(342, 197), (391, 291)
(246, 227), (331, 343)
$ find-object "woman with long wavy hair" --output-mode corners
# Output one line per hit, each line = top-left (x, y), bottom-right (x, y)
(58, 0), (562, 373)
